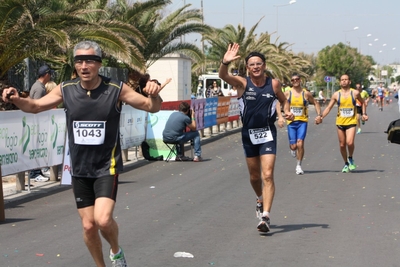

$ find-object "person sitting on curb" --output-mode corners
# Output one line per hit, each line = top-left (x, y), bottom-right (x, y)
(162, 101), (202, 162)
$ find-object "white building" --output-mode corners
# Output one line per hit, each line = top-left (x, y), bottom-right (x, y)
(369, 64), (400, 90)
(147, 53), (192, 102)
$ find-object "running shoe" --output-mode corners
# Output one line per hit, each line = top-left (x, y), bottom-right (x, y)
(257, 216), (271, 233)
(34, 175), (49, 182)
(356, 128), (361, 134)
(290, 150), (296, 158)
(342, 164), (349, 173)
(41, 168), (51, 177)
(348, 158), (356, 171)
(256, 200), (263, 219)
(110, 247), (127, 267)
(296, 165), (304, 175)
(193, 156), (202, 162)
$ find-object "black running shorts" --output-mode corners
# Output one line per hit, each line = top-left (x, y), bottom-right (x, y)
(72, 175), (119, 209)
(337, 124), (356, 132)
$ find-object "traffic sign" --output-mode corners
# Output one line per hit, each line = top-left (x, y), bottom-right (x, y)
(324, 76), (331, 82)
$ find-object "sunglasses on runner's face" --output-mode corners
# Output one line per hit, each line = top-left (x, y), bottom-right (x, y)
(291, 78), (300, 82)
(247, 62), (264, 68)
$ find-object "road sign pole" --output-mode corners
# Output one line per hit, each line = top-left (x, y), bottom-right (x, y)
(326, 81), (329, 98)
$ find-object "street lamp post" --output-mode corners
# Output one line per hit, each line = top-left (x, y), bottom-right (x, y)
(358, 33), (372, 53)
(273, 0), (296, 35)
(343, 26), (359, 45)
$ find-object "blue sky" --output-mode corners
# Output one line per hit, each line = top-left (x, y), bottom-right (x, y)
(169, 0), (400, 65)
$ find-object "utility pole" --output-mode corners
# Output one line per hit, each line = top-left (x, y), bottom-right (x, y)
(201, 0), (205, 73)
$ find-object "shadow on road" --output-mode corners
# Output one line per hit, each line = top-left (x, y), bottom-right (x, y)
(0, 218), (33, 225)
(305, 169), (384, 174)
(262, 223), (330, 236)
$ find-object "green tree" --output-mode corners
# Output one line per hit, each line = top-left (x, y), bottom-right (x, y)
(296, 52), (317, 80)
(0, 0), (78, 78)
(0, 0), (147, 82)
(316, 42), (372, 87)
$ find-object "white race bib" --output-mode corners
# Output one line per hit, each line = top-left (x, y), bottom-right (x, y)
(339, 108), (354, 117)
(249, 127), (273, 145)
(290, 106), (303, 116)
(73, 121), (106, 145)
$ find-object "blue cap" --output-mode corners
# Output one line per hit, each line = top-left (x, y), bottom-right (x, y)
(38, 65), (54, 77)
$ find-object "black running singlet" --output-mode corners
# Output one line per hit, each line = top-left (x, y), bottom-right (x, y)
(61, 75), (123, 178)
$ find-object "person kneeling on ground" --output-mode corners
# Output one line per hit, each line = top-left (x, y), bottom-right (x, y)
(163, 101), (202, 162)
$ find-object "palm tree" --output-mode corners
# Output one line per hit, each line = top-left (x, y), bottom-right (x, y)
(104, 0), (209, 88)
(0, 0), (151, 83)
(0, 0), (76, 78)
(113, 1), (207, 68)
(202, 20), (310, 82)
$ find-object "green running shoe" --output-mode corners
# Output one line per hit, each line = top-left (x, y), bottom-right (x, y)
(342, 164), (350, 173)
(348, 158), (356, 171)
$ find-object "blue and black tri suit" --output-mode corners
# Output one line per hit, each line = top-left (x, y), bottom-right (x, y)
(239, 77), (278, 157)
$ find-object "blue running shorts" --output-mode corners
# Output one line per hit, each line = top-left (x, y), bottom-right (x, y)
(287, 121), (308, 145)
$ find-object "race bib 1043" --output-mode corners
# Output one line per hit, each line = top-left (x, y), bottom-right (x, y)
(73, 121), (106, 145)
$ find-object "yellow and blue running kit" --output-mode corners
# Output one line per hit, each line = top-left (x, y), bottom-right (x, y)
(336, 89), (357, 129)
(287, 90), (308, 144)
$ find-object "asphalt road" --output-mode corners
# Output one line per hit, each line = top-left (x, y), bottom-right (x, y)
(1, 101), (400, 267)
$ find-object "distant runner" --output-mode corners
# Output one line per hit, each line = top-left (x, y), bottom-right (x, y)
(321, 74), (368, 173)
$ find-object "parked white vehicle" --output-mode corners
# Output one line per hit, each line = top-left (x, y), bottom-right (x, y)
(196, 73), (233, 98)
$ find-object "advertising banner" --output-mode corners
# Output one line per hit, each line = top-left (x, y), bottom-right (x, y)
(145, 110), (175, 158)
(216, 96), (230, 125)
(119, 105), (147, 149)
(0, 107), (147, 178)
(203, 98), (218, 128)
(228, 97), (240, 121)
(0, 110), (66, 176)
(191, 98), (206, 130)
(60, 135), (71, 185)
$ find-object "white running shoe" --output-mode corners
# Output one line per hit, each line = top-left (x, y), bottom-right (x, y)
(257, 216), (271, 232)
(110, 247), (127, 267)
(34, 175), (49, 182)
(290, 150), (296, 158)
(41, 168), (50, 177)
(256, 200), (263, 219)
(295, 165), (304, 175)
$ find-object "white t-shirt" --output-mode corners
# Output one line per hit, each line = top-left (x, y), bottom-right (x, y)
(229, 89), (238, 96)
(318, 90), (324, 99)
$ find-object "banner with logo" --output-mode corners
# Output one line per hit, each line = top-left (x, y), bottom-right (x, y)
(60, 134), (71, 185)
(119, 105), (147, 149)
(145, 110), (175, 158)
(216, 96), (230, 125)
(203, 97), (218, 128)
(0, 107), (148, 178)
(191, 98), (206, 130)
(0, 110), (66, 176)
(228, 97), (240, 121)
